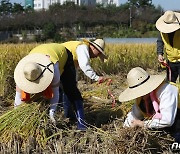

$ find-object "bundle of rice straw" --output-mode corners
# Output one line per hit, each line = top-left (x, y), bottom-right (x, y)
(0, 102), (49, 147)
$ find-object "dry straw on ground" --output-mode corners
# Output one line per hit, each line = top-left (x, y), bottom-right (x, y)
(0, 102), (174, 153)
(0, 43), (174, 153)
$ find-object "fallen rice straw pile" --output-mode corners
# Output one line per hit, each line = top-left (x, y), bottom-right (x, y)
(0, 102), (175, 153)
(0, 102), (50, 147)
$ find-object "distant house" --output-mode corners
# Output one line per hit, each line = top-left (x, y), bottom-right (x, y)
(25, 0), (120, 10)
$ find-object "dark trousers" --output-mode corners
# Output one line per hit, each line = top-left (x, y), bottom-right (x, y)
(60, 49), (83, 103)
(164, 109), (180, 143)
(60, 50), (86, 129)
(60, 49), (83, 118)
(167, 61), (180, 83)
(171, 109), (180, 143)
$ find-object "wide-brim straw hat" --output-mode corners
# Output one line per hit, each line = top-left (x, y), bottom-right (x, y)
(14, 53), (54, 94)
(84, 39), (107, 62)
(156, 10), (180, 33)
(119, 67), (166, 102)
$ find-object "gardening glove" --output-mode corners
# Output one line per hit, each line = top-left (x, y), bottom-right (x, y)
(14, 91), (23, 108)
(49, 109), (56, 123)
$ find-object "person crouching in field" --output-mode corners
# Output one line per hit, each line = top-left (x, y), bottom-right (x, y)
(119, 67), (180, 143)
(14, 43), (86, 130)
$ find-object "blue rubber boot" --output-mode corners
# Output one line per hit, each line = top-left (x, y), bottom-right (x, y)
(174, 132), (180, 143)
(74, 100), (86, 130)
(63, 93), (76, 120)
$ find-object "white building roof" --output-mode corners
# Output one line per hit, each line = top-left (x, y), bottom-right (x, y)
(34, 0), (120, 10)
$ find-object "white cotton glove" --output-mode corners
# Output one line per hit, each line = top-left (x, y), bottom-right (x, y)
(49, 109), (56, 123)
(49, 86), (59, 123)
(14, 91), (22, 108)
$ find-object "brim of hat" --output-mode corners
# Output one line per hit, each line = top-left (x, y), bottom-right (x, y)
(88, 40), (107, 62)
(119, 74), (166, 102)
(87, 39), (106, 54)
(156, 12), (180, 33)
(14, 53), (54, 94)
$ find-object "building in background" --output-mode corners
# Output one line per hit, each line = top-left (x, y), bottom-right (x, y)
(25, 0), (119, 10)
(33, 0), (60, 10)
(25, 0), (34, 8)
(96, 0), (120, 6)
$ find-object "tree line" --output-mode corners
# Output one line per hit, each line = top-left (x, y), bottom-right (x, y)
(0, 0), (166, 42)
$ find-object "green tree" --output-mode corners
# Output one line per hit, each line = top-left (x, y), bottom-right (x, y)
(128, 0), (152, 8)
(24, 5), (34, 12)
(42, 22), (57, 40)
(0, 0), (12, 14)
(12, 3), (24, 13)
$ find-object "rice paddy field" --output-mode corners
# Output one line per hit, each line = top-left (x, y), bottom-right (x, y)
(0, 43), (175, 153)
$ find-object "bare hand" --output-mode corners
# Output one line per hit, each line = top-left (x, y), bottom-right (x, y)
(131, 119), (144, 127)
(98, 76), (106, 84)
(158, 54), (164, 63)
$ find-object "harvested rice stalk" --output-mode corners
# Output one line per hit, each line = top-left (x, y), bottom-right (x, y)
(0, 103), (49, 147)
(82, 82), (109, 99)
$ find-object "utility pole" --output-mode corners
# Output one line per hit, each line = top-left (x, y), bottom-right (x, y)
(129, 4), (132, 28)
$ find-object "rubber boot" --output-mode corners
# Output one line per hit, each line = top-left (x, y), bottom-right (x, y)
(58, 88), (63, 108)
(174, 132), (180, 143)
(63, 93), (76, 120)
(74, 100), (86, 130)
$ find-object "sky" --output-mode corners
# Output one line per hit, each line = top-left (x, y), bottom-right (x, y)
(120, 0), (180, 11)
(9, 0), (180, 11)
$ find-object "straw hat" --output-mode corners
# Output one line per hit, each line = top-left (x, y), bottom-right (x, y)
(85, 39), (107, 61)
(119, 67), (166, 102)
(14, 53), (54, 94)
(156, 10), (180, 33)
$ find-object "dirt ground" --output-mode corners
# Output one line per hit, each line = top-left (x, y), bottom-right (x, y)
(77, 73), (129, 128)
(0, 69), (175, 153)
(78, 68), (166, 128)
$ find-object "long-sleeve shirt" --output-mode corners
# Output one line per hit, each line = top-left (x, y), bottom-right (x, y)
(156, 32), (175, 55)
(124, 82), (179, 129)
(157, 34), (164, 55)
(76, 44), (99, 81)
